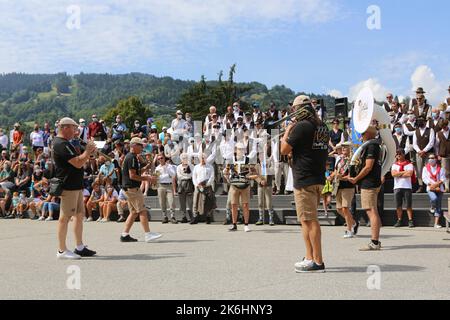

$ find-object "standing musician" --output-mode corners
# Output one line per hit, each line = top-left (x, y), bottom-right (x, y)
(225, 142), (259, 233)
(281, 95), (330, 273)
(348, 126), (383, 251)
(329, 142), (357, 238)
(120, 137), (162, 243)
(254, 141), (275, 226)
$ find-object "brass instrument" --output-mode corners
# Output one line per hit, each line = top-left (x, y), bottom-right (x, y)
(97, 150), (113, 162)
(268, 105), (319, 140)
(92, 141), (114, 162)
(150, 171), (160, 190)
(350, 88), (396, 178)
(265, 108), (304, 130)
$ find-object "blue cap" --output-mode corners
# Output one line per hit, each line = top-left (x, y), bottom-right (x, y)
(147, 117), (153, 122)
(151, 124), (157, 129)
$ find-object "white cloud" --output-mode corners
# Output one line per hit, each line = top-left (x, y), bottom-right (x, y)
(410, 65), (445, 106)
(347, 65), (448, 106)
(348, 78), (388, 102)
(0, 0), (339, 73)
(328, 89), (343, 98)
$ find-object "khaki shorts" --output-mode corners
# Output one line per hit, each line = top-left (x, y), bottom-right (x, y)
(60, 190), (84, 217)
(125, 188), (146, 214)
(336, 188), (355, 209)
(361, 188), (380, 210)
(294, 185), (322, 222)
(230, 185), (250, 205)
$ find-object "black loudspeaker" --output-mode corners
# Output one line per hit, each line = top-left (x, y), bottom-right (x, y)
(335, 98), (348, 118)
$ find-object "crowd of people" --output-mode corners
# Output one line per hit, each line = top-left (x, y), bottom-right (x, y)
(1, 86), (450, 232)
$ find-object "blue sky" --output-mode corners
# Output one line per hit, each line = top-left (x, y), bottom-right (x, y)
(0, 0), (449, 103)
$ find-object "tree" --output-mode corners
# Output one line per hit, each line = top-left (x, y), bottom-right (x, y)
(55, 73), (72, 94)
(103, 96), (153, 131)
(177, 65), (253, 119)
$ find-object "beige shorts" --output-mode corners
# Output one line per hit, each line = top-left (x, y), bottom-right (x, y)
(336, 188), (355, 209)
(361, 188), (380, 210)
(294, 185), (323, 222)
(124, 188), (146, 214)
(230, 185), (250, 205)
(60, 190), (84, 217)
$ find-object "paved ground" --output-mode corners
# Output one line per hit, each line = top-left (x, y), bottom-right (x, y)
(0, 220), (449, 300)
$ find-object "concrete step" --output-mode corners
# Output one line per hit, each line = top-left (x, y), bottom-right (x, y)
(142, 194), (450, 227)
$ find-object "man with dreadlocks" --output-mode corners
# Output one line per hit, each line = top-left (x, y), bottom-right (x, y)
(281, 95), (330, 273)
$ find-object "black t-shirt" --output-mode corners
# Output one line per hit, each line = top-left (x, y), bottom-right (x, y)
(122, 152), (141, 189)
(329, 129), (343, 146)
(287, 120), (329, 189)
(52, 137), (84, 190)
(360, 143), (382, 189)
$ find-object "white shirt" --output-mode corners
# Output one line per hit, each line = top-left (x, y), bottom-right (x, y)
(164, 144), (181, 165)
(0, 134), (8, 149)
(413, 127), (435, 153)
(155, 164), (177, 184)
(220, 139), (235, 161)
(171, 118), (186, 134)
(30, 131), (44, 147)
(200, 142), (217, 165)
(391, 163), (414, 190)
(204, 114), (222, 130)
(192, 164), (214, 187)
(83, 189), (90, 197)
(187, 143), (201, 164)
(393, 133), (413, 154)
(422, 165), (446, 193)
(402, 121), (416, 137)
(176, 164), (194, 181)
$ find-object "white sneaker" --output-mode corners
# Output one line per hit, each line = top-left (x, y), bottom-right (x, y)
(434, 224), (443, 229)
(101, 218), (109, 223)
(38, 216), (45, 221)
(96, 217), (102, 222)
(295, 258), (314, 269)
(57, 250), (81, 260)
(145, 232), (163, 242)
(86, 217), (93, 222)
(244, 225), (251, 232)
(343, 230), (355, 239)
(45, 217), (54, 221)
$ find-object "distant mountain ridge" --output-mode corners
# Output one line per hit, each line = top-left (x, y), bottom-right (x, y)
(0, 72), (337, 128)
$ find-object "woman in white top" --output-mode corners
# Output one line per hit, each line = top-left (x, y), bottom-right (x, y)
(99, 185), (119, 222)
(422, 154), (446, 228)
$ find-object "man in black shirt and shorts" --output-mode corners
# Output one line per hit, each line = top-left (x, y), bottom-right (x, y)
(120, 137), (162, 243)
(348, 126), (383, 251)
(281, 95), (329, 273)
(53, 117), (97, 260)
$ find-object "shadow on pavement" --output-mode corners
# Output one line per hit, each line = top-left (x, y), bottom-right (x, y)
(251, 229), (300, 234)
(156, 240), (214, 244)
(90, 253), (185, 261)
(326, 264), (426, 273)
(382, 244), (450, 250)
(356, 234), (413, 239)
